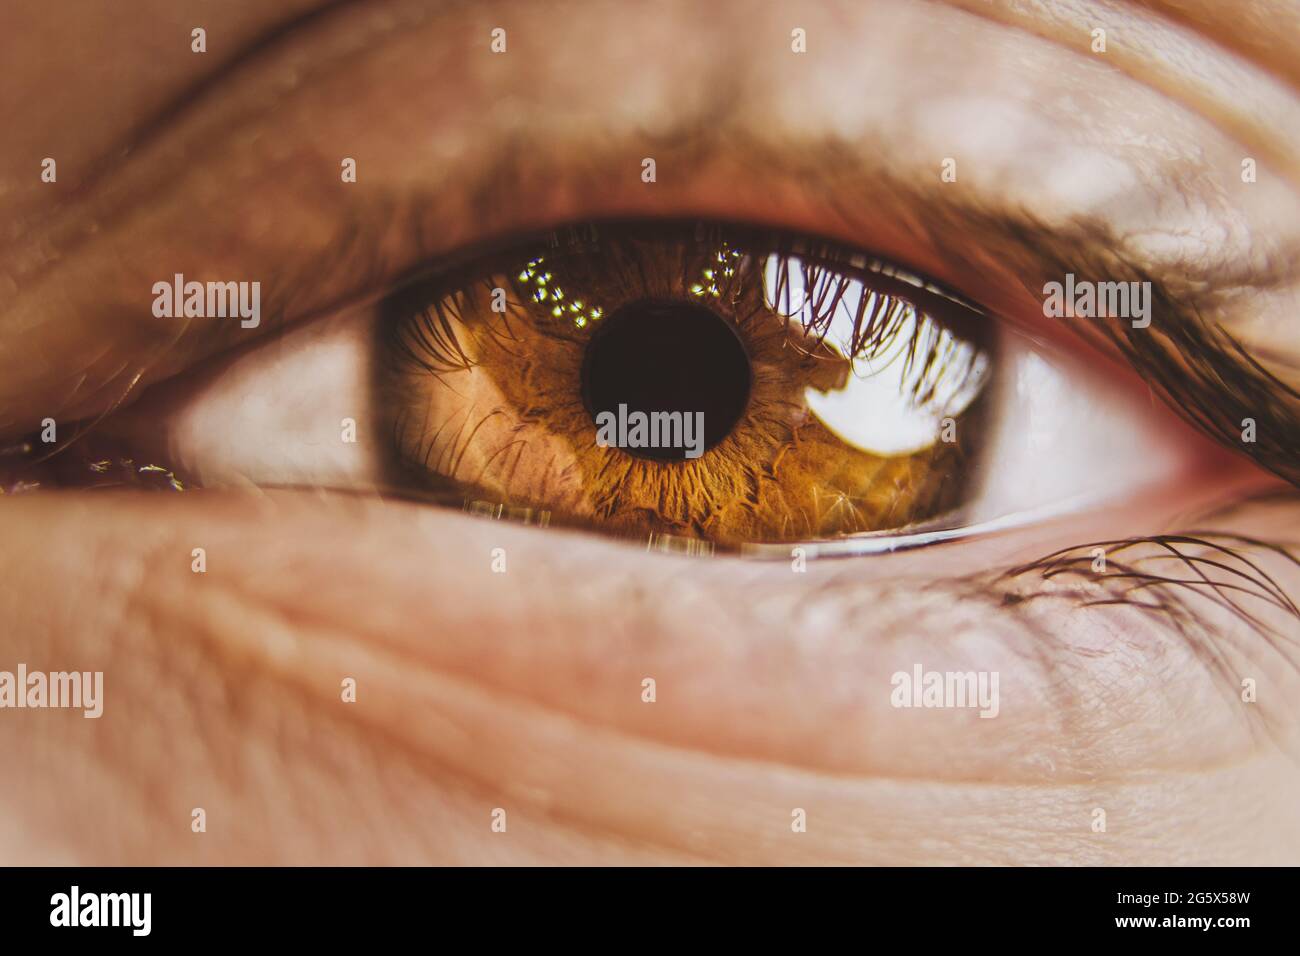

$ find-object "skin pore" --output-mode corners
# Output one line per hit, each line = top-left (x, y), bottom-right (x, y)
(1, 0), (1298, 864)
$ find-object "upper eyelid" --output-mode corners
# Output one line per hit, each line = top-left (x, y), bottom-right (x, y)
(2, 141), (1289, 453)
(13, 0), (1286, 302)
(3, 1), (1296, 451)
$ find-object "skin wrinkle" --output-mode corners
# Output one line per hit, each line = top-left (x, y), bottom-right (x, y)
(6, 527), (172, 862)
(4, 489), (1296, 863)
(0, 0), (341, 242)
(94, 540), (533, 865)
(109, 589), (706, 866)
(13, 0), (1276, 264)
(105, 0), (365, 181)
(0, 1), (443, 429)
(146, 569), (857, 864)
(1, 0), (421, 272)
(26, 490), (1284, 782)
(946, 0), (1300, 178)
(122, 515), (894, 868)
(1133, 0), (1300, 88)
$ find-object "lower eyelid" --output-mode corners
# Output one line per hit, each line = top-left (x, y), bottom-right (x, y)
(17, 485), (1270, 780)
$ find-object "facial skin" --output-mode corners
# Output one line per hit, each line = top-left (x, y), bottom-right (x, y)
(1, 0), (1298, 864)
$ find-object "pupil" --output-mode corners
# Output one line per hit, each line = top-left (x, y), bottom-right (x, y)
(580, 299), (752, 462)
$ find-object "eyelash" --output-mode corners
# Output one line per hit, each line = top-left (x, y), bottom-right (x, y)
(956, 490), (1300, 717)
(383, 220), (992, 399)
(931, 210), (1300, 491)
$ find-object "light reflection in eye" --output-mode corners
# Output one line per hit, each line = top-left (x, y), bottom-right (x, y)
(519, 257), (605, 326)
(763, 253), (991, 456)
(690, 245), (743, 299)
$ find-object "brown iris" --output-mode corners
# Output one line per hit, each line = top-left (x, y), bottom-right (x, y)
(377, 221), (993, 549)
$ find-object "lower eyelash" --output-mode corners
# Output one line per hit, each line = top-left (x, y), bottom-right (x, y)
(0, 437), (192, 493)
(957, 490), (1300, 732)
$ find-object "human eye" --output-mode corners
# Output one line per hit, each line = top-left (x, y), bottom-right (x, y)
(66, 218), (1195, 557)
(2, 0), (1299, 869)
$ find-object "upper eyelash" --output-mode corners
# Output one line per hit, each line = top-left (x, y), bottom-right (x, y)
(878, 200), (1300, 491)
(1103, 295), (1300, 489)
(757, 243), (989, 407)
(385, 220), (990, 402)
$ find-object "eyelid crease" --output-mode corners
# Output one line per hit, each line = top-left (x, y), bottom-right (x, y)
(31, 0), (363, 238)
(384, 125), (1298, 342)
